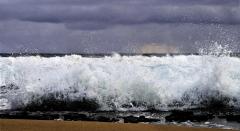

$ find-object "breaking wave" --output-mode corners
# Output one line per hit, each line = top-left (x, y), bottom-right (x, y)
(0, 44), (240, 111)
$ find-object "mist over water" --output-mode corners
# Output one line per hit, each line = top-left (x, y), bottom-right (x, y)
(0, 43), (240, 111)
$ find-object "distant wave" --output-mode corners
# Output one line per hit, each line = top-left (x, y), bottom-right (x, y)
(0, 54), (240, 111)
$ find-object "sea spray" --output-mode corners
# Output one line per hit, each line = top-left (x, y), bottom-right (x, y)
(0, 53), (240, 111)
(198, 42), (233, 56)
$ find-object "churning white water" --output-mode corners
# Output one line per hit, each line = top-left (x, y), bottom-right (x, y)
(0, 52), (240, 111)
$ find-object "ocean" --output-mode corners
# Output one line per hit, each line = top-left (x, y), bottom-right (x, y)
(0, 53), (240, 129)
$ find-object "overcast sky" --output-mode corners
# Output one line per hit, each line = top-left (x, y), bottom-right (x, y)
(0, 0), (239, 53)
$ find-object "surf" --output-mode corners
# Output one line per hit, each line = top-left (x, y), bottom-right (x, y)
(0, 53), (240, 111)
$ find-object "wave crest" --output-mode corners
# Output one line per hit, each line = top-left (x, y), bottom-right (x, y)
(0, 54), (240, 111)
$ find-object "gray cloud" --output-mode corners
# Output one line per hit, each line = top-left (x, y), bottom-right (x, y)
(0, 20), (239, 53)
(0, 0), (239, 53)
(0, 0), (239, 30)
(1, 0), (239, 6)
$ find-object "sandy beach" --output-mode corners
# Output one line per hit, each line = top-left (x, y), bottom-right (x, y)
(0, 119), (236, 131)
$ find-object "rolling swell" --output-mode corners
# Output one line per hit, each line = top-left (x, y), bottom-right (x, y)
(0, 54), (240, 111)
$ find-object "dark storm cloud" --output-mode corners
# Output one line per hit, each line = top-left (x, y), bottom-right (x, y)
(0, 0), (239, 53)
(0, 0), (239, 30)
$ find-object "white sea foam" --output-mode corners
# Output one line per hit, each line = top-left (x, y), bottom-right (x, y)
(0, 53), (240, 111)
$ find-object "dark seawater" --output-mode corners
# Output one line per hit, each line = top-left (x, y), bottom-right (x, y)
(0, 53), (240, 129)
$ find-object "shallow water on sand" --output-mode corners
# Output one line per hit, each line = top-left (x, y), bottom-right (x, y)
(0, 110), (239, 130)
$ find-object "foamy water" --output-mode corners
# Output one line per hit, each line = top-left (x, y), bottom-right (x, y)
(0, 53), (240, 111)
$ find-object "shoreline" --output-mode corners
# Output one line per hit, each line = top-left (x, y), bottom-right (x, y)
(0, 119), (235, 131)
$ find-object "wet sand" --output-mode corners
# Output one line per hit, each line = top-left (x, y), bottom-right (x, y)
(0, 119), (235, 131)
